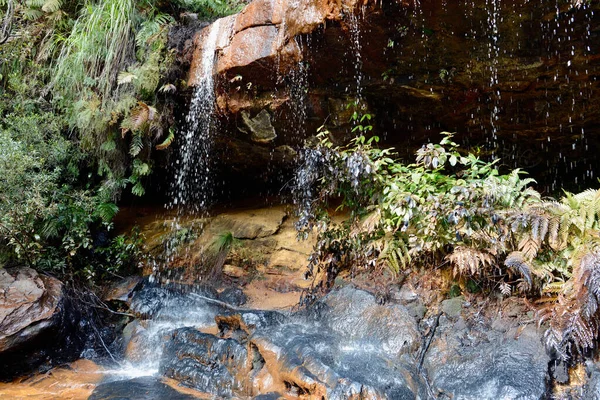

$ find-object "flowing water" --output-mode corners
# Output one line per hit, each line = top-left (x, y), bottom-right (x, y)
(99, 21), (224, 383)
(168, 19), (222, 214)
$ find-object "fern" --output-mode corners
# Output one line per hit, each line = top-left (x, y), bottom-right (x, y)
(504, 251), (532, 289)
(500, 281), (511, 297)
(129, 134), (143, 157)
(94, 202), (119, 223)
(41, 0), (61, 13)
(155, 129), (174, 150)
(379, 238), (410, 273)
(518, 237), (540, 260)
(447, 246), (494, 277)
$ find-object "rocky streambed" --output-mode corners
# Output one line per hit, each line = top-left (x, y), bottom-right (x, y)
(1, 205), (600, 399)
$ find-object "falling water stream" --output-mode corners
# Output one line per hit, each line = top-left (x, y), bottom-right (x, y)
(168, 19), (222, 214)
(101, 20), (224, 382)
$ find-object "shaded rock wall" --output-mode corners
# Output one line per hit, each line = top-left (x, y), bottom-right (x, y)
(176, 0), (600, 196)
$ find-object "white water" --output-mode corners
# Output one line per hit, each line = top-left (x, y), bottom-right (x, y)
(101, 21), (223, 382)
(97, 293), (219, 381)
(168, 19), (222, 214)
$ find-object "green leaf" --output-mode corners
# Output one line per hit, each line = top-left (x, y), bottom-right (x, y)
(449, 155), (457, 166)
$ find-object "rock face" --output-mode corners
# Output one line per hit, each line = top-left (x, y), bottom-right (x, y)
(177, 0), (600, 194)
(160, 328), (251, 397)
(143, 283), (553, 399)
(89, 376), (197, 400)
(0, 268), (64, 353)
(157, 286), (427, 399)
(318, 285), (421, 357)
(0, 268), (89, 381)
(423, 316), (550, 400)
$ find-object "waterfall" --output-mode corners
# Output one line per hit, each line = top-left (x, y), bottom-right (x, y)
(348, 12), (363, 99)
(485, 0), (500, 157)
(168, 19), (222, 214)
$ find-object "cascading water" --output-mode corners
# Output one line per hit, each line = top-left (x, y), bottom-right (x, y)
(485, 0), (501, 158)
(101, 21), (224, 381)
(168, 19), (222, 214)
(347, 12), (364, 99)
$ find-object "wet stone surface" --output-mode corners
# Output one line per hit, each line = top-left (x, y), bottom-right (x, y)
(423, 316), (550, 400)
(115, 281), (554, 399)
(89, 376), (197, 400)
(159, 328), (251, 397)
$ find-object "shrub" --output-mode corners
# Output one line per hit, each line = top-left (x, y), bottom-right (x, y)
(295, 127), (600, 360)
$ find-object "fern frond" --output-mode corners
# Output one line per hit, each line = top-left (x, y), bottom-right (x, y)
(518, 237), (540, 260)
(129, 133), (143, 156)
(23, 8), (43, 20)
(379, 238), (410, 274)
(155, 130), (174, 150)
(94, 202), (119, 223)
(26, 0), (45, 7)
(41, 0), (61, 13)
(543, 281), (565, 294)
(505, 251), (533, 289)
(447, 246), (494, 277)
(117, 71), (137, 85)
(159, 83), (176, 93)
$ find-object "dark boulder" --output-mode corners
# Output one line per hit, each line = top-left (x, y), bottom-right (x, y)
(159, 327), (251, 397)
(251, 323), (426, 399)
(423, 316), (550, 399)
(128, 280), (223, 323)
(216, 309), (285, 337)
(218, 286), (248, 306)
(314, 285), (421, 357)
(0, 268), (64, 353)
(0, 268), (85, 380)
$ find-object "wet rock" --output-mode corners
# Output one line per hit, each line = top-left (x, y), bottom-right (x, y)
(89, 376), (197, 400)
(406, 301), (427, 321)
(210, 207), (287, 240)
(316, 286), (421, 356)
(253, 393), (285, 400)
(159, 328), (251, 397)
(441, 296), (464, 319)
(218, 286), (248, 306)
(424, 318), (550, 400)
(0, 268), (64, 353)
(223, 264), (248, 278)
(216, 309), (285, 337)
(0, 268), (89, 380)
(583, 361), (600, 400)
(103, 276), (142, 303)
(128, 281), (222, 321)
(128, 284), (171, 318)
(239, 109), (277, 144)
(251, 323), (426, 399)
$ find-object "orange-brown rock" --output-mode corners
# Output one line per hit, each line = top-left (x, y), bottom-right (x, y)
(189, 0), (375, 87)
(0, 268), (63, 353)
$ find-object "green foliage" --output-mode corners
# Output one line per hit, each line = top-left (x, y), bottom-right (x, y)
(51, 0), (175, 200)
(0, 105), (142, 281)
(53, 0), (136, 101)
(174, 0), (245, 19)
(213, 230), (237, 253)
(296, 122), (600, 360)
